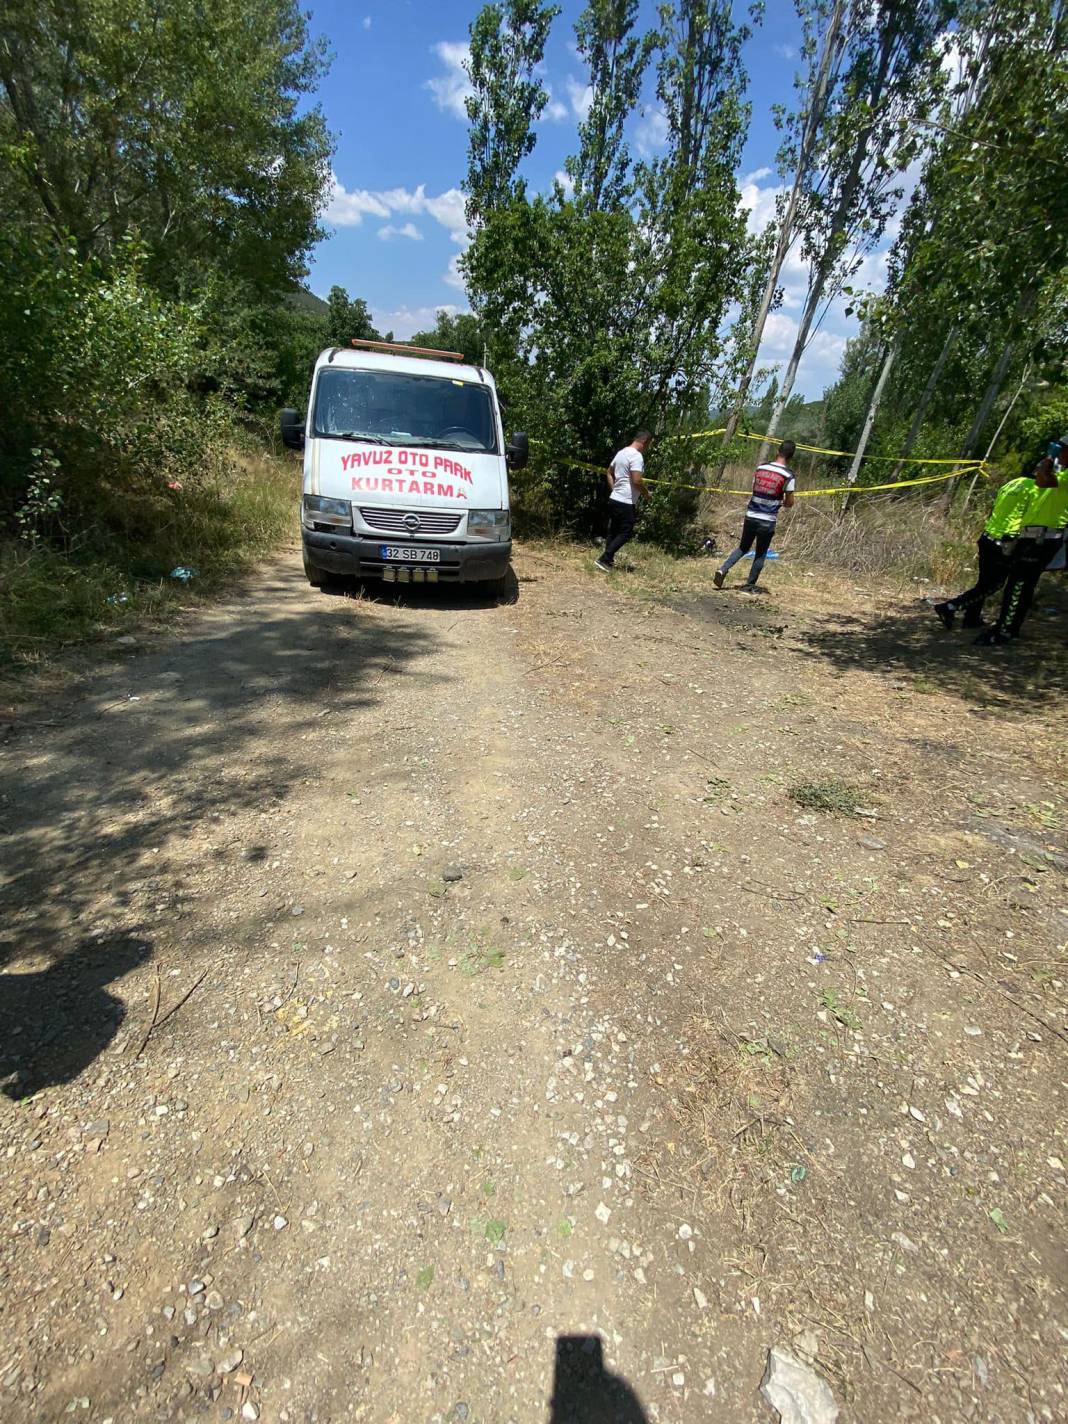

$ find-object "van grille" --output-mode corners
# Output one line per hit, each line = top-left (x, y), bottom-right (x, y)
(359, 507), (463, 535)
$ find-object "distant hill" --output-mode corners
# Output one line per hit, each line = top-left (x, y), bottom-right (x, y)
(710, 397), (827, 446)
(285, 287), (330, 317)
(778, 398), (826, 446)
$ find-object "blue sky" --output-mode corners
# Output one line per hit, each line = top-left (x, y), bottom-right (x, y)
(305, 0), (883, 400)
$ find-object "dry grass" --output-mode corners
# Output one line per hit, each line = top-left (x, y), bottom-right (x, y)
(697, 488), (975, 585)
(0, 448), (297, 669)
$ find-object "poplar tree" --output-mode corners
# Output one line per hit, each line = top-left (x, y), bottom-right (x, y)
(462, 0), (758, 540)
(565, 0), (655, 211)
(463, 0), (560, 224)
(759, 0), (956, 452)
(717, 0), (846, 470)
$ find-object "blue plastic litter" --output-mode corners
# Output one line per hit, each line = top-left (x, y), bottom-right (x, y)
(170, 566), (199, 582)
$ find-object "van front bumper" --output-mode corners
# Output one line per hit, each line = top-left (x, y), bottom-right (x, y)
(302, 530), (512, 584)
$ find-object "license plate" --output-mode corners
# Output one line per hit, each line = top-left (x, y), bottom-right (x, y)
(380, 545), (441, 563)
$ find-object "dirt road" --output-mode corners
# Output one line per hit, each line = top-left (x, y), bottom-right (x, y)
(1, 544), (1065, 1423)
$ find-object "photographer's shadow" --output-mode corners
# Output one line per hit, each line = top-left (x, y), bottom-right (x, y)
(0, 934), (151, 1100)
(549, 1335), (649, 1423)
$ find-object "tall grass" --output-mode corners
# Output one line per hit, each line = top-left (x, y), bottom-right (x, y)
(697, 481), (978, 586)
(0, 451), (297, 665)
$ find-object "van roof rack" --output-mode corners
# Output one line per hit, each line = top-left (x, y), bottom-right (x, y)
(350, 338), (465, 362)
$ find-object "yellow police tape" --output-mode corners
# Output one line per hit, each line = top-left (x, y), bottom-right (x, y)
(685, 427), (985, 465)
(528, 431), (990, 498)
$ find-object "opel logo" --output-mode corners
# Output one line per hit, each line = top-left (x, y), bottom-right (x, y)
(403, 513), (421, 531)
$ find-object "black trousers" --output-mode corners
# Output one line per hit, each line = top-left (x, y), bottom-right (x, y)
(720, 516), (775, 586)
(994, 537), (1055, 638)
(602, 501), (636, 564)
(948, 535), (1011, 626)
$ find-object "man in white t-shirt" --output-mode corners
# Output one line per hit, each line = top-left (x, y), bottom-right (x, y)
(595, 430), (652, 572)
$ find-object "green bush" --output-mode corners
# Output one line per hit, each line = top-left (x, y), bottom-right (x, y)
(0, 233), (233, 533)
(0, 233), (299, 662)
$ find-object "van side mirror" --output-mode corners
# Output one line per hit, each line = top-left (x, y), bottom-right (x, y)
(506, 432), (529, 469)
(280, 408), (305, 449)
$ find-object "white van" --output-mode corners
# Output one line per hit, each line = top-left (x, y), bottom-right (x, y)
(281, 340), (527, 591)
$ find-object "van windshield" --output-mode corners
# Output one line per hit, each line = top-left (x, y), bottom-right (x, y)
(312, 367), (499, 453)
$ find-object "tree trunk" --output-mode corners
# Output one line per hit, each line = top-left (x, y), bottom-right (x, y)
(937, 285), (1037, 510)
(759, 16), (900, 463)
(715, 0), (846, 479)
(847, 335), (899, 484)
(888, 324), (957, 481)
(758, 288), (821, 460)
(962, 362), (1030, 511)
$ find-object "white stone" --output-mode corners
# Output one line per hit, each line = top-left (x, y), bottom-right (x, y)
(761, 1345), (839, 1424)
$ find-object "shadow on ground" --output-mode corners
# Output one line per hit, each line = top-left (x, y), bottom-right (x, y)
(0, 932), (151, 1098)
(321, 565), (519, 610)
(549, 1336), (648, 1423)
(792, 592), (1068, 710)
(0, 562), (441, 1089)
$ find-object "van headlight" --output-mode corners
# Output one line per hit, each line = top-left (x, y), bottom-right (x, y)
(467, 509), (510, 540)
(302, 495), (352, 530)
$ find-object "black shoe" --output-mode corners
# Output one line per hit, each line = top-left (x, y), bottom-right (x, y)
(961, 615), (984, 630)
(975, 628), (1012, 646)
(932, 601), (955, 630)
(742, 584), (759, 594)
(713, 569), (725, 589)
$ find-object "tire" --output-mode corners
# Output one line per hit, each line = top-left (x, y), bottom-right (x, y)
(486, 567), (519, 604)
(303, 551), (329, 588)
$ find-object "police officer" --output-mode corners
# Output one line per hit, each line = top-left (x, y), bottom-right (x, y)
(932, 465), (1043, 629)
(978, 437), (1068, 645)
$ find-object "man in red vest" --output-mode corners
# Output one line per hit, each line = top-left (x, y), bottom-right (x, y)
(714, 440), (797, 592)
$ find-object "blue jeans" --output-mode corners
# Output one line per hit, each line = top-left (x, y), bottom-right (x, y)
(719, 516), (775, 586)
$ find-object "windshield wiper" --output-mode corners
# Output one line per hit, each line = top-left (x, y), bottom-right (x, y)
(330, 431), (394, 445)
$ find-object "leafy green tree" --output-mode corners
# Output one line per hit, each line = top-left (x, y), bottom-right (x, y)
(464, 1), (560, 224)
(0, 232), (229, 527)
(463, 0), (757, 542)
(325, 287), (379, 348)
(0, 0), (333, 299)
(566, 0), (655, 211)
(822, 0), (1068, 492)
(636, 0), (754, 417)
(717, 0), (847, 469)
(409, 311), (488, 365)
(761, 0), (956, 448)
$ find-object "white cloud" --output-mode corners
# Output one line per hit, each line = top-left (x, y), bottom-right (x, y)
(757, 313), (848, 385)
(760, 312), (802, 360)
(362, 15), (371, 30)
(372, 303), (463, 340)
(324, 183), (391, 226)
(326, 175), (468, 247)
(326, 175), (470, 292)
(444, 253), (466, 292)
(774, 43), (797, 60)
(379, 184), (468, 245)
(565, 76), (593, 120)
(378, 222), (423, 242)
(636, 108), (669, 158)
(545, 97), (568, 123)
(426, 40), (472, 120)
(554, 169), (575, 199)
(738, 168), (783, 234)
